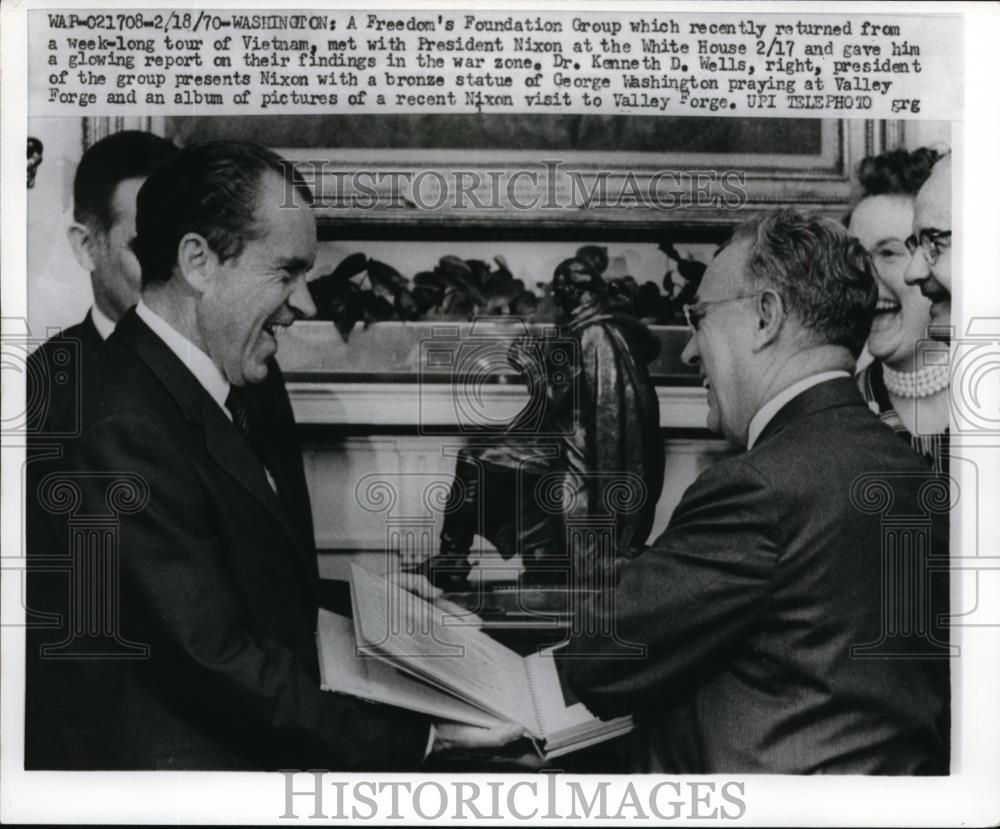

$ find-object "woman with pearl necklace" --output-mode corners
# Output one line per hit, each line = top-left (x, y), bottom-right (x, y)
(848, 147), (950, 474)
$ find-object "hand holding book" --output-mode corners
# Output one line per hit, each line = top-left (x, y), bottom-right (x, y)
(428, 723), (547, 770)
(315, 565), (632, 761)
(430, 722), (524, 753)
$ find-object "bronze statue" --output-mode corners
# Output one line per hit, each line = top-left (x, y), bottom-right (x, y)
(27, 137), (44, 189)
(425, 254), (665, 588)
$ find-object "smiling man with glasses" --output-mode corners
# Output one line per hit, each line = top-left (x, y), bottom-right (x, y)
(566, 209), (950, 775)
(904, 155), (953, 333)
(676, 210), (874, 447)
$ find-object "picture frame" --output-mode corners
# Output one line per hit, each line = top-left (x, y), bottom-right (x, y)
(86, 115), (901, 238)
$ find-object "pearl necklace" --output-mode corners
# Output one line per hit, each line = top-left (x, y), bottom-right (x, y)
(882, 362), (950, 399)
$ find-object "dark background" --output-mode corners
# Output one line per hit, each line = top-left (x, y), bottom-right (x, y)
(165, 114), (825, 156)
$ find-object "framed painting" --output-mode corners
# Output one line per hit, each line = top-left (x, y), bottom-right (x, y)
(86, 114), (901, 238)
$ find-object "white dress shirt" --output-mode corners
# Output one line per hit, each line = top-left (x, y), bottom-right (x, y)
(89, 305), (116, 341)
(135, 300), (231, 417)
(746, 371), (851, 450)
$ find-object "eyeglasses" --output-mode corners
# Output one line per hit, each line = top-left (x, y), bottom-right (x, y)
(905, 229), (951, 265)
(683, 292), (764, 332)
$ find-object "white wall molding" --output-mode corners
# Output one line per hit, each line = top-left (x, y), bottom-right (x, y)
(289, 382), (711, 429)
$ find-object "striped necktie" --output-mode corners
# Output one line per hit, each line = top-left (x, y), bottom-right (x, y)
(225, 387), (278, 493)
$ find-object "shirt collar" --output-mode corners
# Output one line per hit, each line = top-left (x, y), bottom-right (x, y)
(89, 305), (116, 341)
(746, 371), (851, 449)
(135, 299), (231, 416)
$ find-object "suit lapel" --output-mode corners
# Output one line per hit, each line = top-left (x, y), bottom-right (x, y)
(113, 310), (302, 551)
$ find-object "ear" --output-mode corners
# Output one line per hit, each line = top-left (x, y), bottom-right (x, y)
(67, 223), (95, 273)
(175, 232), (217, 295)
(751, 289), (784, 352)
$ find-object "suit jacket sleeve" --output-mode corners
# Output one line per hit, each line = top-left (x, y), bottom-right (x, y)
(565, 456), (779, 717)
(74, 413), (430, 769)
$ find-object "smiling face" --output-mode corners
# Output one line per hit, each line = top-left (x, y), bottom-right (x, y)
(848, 194), (931, 371)
(196, 173), (317, 386)
(904, 158), (952, 327)
(680, 239), (758, 443)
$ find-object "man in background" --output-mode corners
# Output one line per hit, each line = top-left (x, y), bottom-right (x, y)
(27, 130), (177, 433)
(905, 155), (952, 338)
(25, 131), (176, 767)
(566, 210), (950, 774)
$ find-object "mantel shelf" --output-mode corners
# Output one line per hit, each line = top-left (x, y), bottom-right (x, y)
(288, 381), (709, 429)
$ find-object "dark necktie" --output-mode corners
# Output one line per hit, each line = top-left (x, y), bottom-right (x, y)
(225, 387), (251, 435)
(225, 387), (278, 493)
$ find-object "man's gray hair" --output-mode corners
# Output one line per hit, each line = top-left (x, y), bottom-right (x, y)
(729, 208), (878, 357)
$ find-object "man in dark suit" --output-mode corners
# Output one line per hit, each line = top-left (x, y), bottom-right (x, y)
(37, 141), (520, 769)
(26, 131), (177, 434)
(24, 131), (177, 767)
(566, 209), (950, 774)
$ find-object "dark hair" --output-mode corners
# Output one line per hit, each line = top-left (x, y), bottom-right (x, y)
(857, 147), (943, 199)
(729, 209), (878, 358)
(134, 141), (313, 287)
(73, 131), (177, 232)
